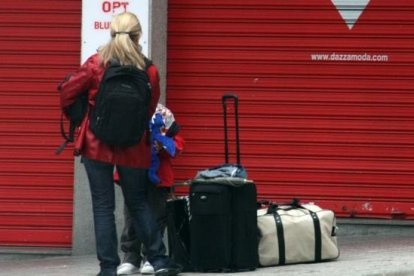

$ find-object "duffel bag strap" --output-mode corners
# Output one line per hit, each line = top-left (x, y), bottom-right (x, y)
(310, 211), (322, 262)
(273, 212), (286, 265)
(264, 198), (303, 214)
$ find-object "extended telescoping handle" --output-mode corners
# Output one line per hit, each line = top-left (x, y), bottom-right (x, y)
(222, 93), (241, 165)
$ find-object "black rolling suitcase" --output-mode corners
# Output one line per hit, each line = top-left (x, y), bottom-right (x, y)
(189, 94), (258, 272)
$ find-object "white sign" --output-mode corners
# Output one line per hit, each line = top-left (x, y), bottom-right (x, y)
(81, 0), (149, 63)
(332, 0), (370, 30)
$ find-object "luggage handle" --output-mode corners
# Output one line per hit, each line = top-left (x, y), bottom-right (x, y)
(222, 93), (241, 165)
(259, 198), (311, 214)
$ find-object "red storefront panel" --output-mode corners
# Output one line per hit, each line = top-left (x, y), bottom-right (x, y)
(167, 0), (414, 219)
(0, 1), (81, 248)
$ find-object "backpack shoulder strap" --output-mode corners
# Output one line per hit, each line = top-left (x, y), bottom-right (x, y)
(144, 57), (153, 70)
(108, 58), (120, 67)
(55, 114), (76, 155)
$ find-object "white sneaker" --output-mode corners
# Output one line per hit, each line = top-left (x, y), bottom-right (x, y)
(140, 261), (155, 275)
(117, 262), (140, 275)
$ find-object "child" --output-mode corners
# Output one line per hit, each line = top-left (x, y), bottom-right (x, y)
(116, 104), (185, 275)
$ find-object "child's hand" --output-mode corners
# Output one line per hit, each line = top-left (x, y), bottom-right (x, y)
(154, 141), (163, 153)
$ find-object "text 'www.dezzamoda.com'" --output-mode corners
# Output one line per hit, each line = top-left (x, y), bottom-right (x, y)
(310, 52), (389, 62)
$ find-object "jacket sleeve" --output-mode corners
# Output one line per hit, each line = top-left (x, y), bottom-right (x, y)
(59, 55), (96, 109)
(173, 134), (185, 157)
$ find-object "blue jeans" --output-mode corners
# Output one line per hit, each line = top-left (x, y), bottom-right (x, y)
(82, 157), (168, 273)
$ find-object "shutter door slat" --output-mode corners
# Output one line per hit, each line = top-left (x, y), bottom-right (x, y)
(0, 0), (81, 249)
(167, 0), (414, 219)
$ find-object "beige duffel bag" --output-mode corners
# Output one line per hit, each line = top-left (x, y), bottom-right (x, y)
(257, 200), (340, 266)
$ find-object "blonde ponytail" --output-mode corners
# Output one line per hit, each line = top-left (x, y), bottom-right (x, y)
(98, 12), (146, 69)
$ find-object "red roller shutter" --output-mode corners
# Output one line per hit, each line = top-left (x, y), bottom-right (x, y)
(0, 1), (81, 249)
(167, 0), (414, 219)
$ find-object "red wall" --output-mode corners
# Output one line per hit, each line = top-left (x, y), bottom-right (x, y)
(167, 0), (414, 219)
(0, 1), (81, 248)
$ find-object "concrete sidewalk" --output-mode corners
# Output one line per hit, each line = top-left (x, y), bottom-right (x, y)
(1, 235), (414, 276)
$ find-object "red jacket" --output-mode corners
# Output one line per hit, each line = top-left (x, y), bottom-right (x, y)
(156, 134), (185, 187)
(59, 54), (160, 168)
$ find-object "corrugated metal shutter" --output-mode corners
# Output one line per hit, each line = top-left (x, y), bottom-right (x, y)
(0, 1), (81, 249)
(167, 0), (414, 219)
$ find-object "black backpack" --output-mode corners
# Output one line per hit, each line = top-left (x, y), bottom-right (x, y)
(89, 59), (152, 147)
(56, 74), (89, 155)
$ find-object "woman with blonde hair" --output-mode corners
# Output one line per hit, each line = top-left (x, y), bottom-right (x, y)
(59, 12), (181, 276)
